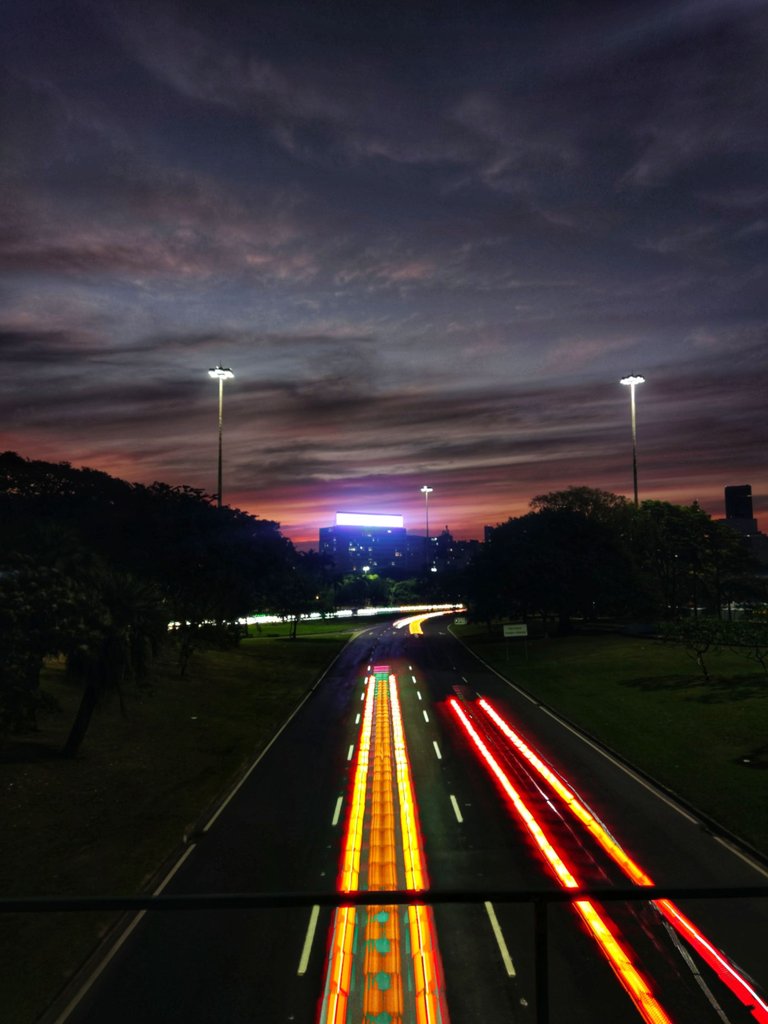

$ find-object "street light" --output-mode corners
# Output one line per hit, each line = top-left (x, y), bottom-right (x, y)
(420, 485), (433, 569)
(619, 375), (645, 507)
(208, 365), (234, 508)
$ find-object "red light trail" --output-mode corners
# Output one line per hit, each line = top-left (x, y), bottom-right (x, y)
(450, 697), (675, 1024)
(457, 695), (768, 1024)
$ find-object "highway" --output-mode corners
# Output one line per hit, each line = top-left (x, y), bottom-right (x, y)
(53, 612), (768, 1024)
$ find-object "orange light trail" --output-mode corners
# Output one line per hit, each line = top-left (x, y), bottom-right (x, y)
(475, 697), (768, 1024)
(449, 698), (673, 1024)
(318, 670), (448, 1024)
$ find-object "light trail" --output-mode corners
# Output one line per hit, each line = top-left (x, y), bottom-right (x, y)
(408, 903), (444, 1024)
(476, 698), (768, 1024)
(449, 698), (673, 1024)
(321, 905), (356, 1024)
(337, 677), (375, 893)
(478, 699), (652, 886)
(318, 671), (448, 1024)
(390, 673), (428, 893)
(654, 899), (768, 1024)
(393, 610), (459, 634)
(389, 673), (447, 1024)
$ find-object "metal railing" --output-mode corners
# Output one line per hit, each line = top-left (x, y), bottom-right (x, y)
(4, 883), (767, 1024)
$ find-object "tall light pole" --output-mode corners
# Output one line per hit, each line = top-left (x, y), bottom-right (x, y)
(208, 365), (234, 508)
(620, 375), (645, 507)
(420, 484), (433, 569)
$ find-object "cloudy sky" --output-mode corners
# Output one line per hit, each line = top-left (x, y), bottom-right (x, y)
(2, 0), (767, 544)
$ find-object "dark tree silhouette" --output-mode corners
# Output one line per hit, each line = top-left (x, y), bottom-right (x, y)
(1, 452), (296, 746)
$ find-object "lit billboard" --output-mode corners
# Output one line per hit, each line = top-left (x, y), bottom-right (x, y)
(335, 512), (404, 528)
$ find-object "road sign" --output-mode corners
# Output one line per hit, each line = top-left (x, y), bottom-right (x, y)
(454, 616), (467, 625)
(503, 624), (528, 638)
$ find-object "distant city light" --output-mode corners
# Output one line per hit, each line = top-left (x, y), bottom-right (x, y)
(335, 512), (404, 528)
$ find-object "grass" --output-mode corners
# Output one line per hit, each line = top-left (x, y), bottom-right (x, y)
(1, 629), (353, 1024)
(454, 624), (768, 856)
(245, 619), (367, 639)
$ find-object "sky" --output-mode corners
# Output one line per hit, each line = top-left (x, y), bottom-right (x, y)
(2, 0), (767, 545)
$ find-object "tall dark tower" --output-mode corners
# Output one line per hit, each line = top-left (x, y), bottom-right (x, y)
(725, 484), (753, 521)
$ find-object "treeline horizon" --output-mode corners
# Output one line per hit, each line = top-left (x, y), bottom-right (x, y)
(2, 452), (765, 755)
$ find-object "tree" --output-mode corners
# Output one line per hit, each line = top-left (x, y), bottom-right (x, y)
(62, 570), (167, 757)
(267, 551), (334, 639)
(0, 452), (298, 735)
(463, 486), (763, 631)
(635, 501), (755, 619)
(334, 573), (390, 611)
(467, 506), (639, 632)
(531, 485), (634, 527)
(728, 621), (768, 676)
(660, 619), (717, 680)
(0, 559), (80, 733)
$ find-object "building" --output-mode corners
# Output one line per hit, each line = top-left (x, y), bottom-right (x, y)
(319, 512), (478, 576)
(720, 484), (768, 567)
(319, 512), (410, 575)
(725, 484), (757, 529)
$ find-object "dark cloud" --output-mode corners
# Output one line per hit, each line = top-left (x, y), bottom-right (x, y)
(1, 0), (766, 540)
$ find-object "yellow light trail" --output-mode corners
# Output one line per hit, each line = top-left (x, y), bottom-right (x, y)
(321, 677), (377, 1024)
(389, 674), (446, 1023)
(337, 675), (376, 894)
(390, 674), (427, 891)
(318, 670), (448, 1024)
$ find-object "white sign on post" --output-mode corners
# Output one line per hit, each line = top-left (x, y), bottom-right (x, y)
(503, 624), (528, 638)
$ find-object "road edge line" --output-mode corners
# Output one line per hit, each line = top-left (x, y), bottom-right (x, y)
(38, 635), (358, 1024)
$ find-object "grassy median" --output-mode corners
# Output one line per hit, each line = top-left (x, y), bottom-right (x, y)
(454, 624), (768, 857)
(1, 628), (353, 1024)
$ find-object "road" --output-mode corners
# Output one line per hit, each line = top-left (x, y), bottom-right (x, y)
(51, 613), (768, 1024)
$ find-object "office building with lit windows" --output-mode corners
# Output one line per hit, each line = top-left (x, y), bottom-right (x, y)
(319, 511), (478, 576)
(319, 512), (410, 574)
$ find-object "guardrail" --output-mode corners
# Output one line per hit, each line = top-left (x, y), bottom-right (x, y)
(4, 883), (767, 1024)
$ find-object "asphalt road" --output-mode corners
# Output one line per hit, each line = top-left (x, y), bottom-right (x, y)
(51, 615), (768, 1024)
